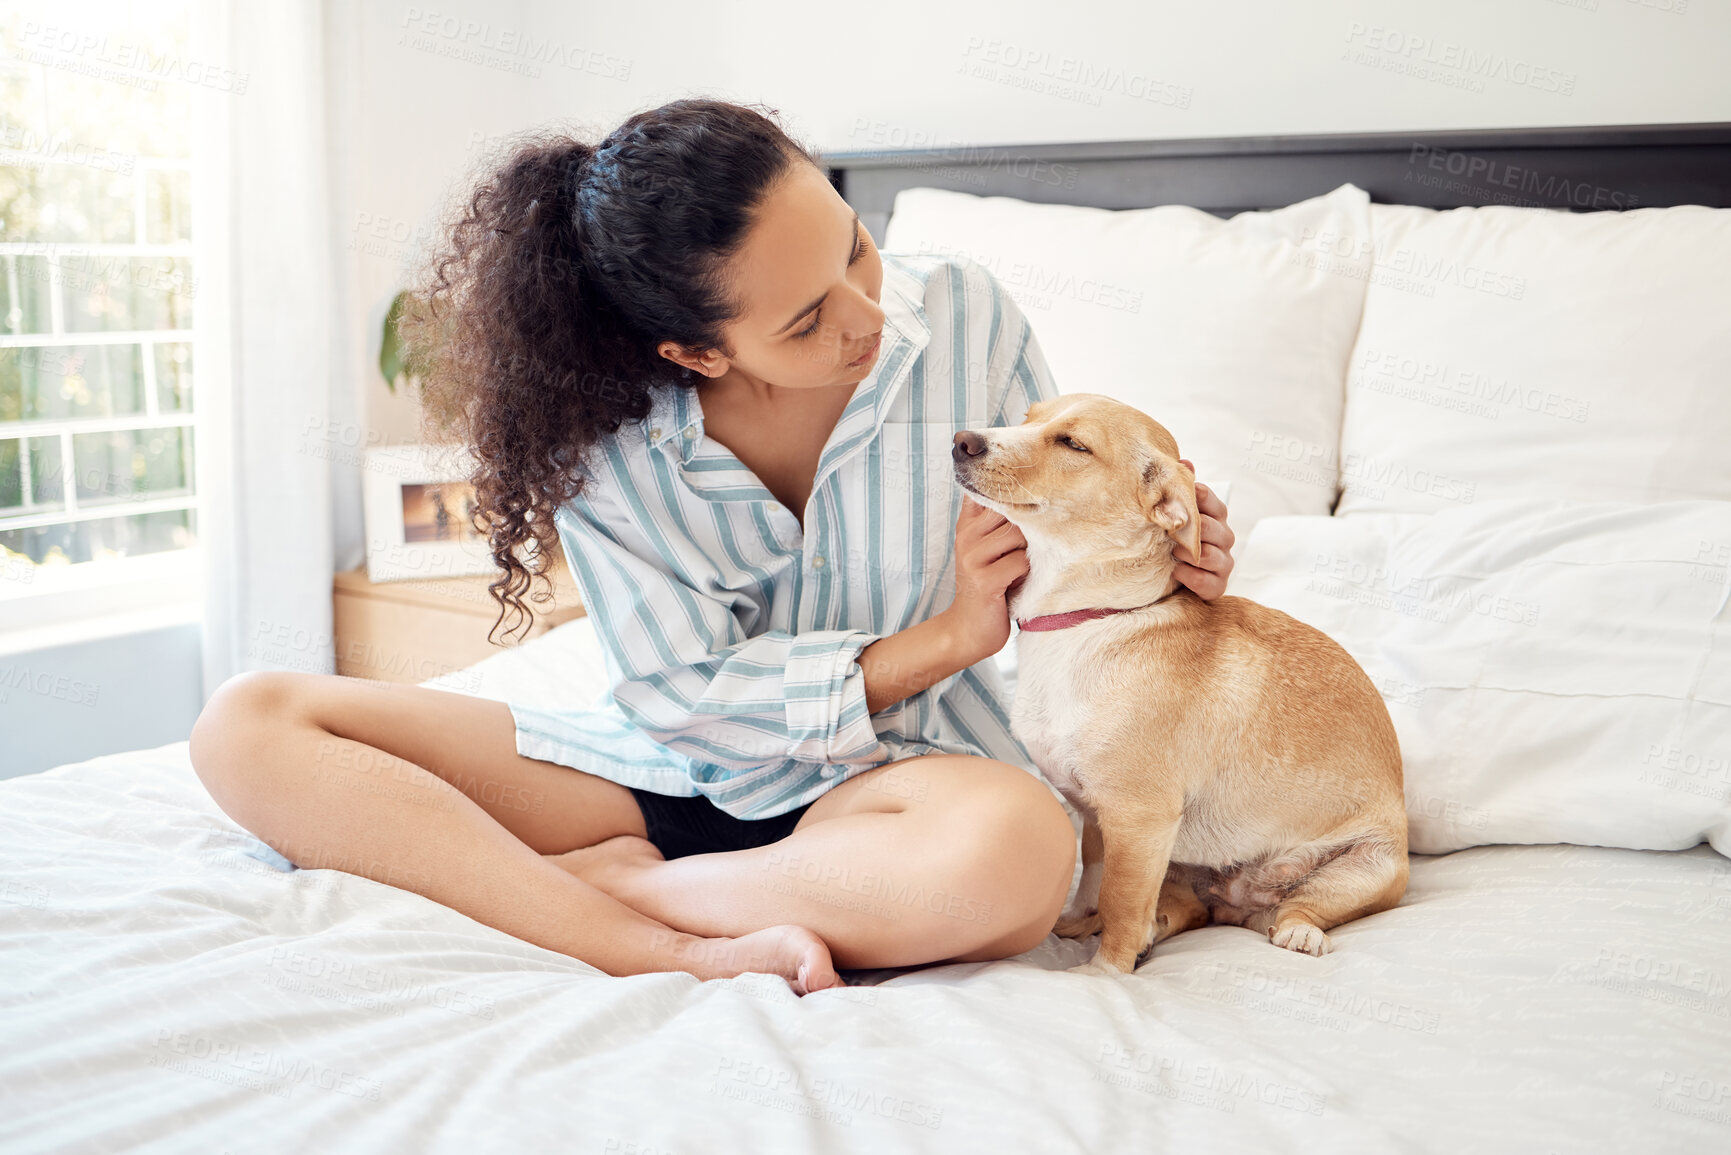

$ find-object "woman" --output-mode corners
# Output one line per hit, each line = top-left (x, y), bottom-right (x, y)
(189, 99), (1235, 995)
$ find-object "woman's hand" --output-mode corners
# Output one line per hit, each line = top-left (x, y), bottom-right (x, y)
(939, 496), (1029, 664)
(1171, 459), (1235, 601)
(860, 497), (1028, 713)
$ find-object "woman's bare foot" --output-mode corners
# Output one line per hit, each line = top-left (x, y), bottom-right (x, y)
(678, 925), (843, 994)
(548, 840), (840, 993)
(546, 834), (664, 898)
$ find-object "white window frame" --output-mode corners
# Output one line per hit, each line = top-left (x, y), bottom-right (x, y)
(0, 155), (202, 644)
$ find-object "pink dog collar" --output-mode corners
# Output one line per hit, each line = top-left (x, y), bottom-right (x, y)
(1015, 598), (1167, 632)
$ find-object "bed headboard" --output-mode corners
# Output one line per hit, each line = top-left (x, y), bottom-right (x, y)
(821, 122), (1731, 243)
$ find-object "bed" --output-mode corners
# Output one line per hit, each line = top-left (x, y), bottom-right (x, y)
(6, 124), (1731, 1153)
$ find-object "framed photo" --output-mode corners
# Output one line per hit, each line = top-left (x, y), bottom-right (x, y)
(362, 443), (495, 582)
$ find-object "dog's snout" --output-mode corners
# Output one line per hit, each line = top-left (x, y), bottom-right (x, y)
(953, 430), (987, 461)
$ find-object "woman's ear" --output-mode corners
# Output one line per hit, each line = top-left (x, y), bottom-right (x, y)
(656, 340), (727, 377)
(1143, 457), (1201, 561)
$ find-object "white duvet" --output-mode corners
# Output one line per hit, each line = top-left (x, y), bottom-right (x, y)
(4, 617), (1731, 1152)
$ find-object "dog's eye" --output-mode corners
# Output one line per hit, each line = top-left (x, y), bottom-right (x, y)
(1059, 435), (1091, 454)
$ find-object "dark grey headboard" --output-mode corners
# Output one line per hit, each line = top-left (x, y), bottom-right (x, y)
(821, 123), (1731, 243)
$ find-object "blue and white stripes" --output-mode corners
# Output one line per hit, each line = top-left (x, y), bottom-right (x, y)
(507, 253), (1058, 819)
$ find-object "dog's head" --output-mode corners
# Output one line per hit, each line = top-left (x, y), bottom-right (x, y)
(951, 393), (1200, 564)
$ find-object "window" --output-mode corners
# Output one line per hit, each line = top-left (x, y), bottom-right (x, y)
(0, 5), (200, 638)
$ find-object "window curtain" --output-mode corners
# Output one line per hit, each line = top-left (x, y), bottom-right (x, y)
(193, 0), (361, 700)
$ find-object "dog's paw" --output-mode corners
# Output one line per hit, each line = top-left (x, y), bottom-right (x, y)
(1053, 910), (1102, 939)
(1067, 955), (1127, 978)
(1269, 921), (1332, 956)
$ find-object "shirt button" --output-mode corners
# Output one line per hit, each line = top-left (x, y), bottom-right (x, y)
(682, 425), (696, 439)
(648, 427), (662, 441)
(812, 555), (826, 570)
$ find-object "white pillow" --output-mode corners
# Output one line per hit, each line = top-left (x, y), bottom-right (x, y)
(420, 615), (613, 711)
(882, 183), (1375, 538)
(1336, 202), (1731, 516)
(1227, 497), (1731, 856)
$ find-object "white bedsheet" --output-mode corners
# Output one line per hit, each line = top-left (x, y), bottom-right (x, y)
(4, 622), (1730, 1152)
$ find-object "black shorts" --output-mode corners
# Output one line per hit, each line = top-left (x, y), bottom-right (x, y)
(627, 786), (815, 860)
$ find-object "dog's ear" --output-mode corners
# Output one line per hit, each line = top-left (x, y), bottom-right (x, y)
(1143, 457), (1201, 562)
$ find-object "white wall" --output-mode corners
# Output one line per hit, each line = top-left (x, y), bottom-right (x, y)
(0, 623), (204, 779)
(326, 0), (1730, 510)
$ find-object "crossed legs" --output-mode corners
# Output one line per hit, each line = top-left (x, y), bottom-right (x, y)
(554, 755), (1078, 970)
(189, 671), (1077, 990)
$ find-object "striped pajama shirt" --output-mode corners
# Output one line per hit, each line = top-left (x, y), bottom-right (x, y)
(507, 252), (1059, 820)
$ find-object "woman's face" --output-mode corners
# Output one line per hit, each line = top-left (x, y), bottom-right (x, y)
(659, 160), (887, 389)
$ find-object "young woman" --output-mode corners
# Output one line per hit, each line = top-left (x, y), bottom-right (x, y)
(188, 99), (1235, 995)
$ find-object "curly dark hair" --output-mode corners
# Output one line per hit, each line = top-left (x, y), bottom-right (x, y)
(407, 98), (820, 644)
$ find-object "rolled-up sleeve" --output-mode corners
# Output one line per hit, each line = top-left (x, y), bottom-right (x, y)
(557, 481), (890, 772)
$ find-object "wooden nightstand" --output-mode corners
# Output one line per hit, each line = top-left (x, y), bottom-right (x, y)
(332, 559), (586, 685)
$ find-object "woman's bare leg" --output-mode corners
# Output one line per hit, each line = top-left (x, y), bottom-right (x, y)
(553, 756), (1079, 970)
(187, 671), (840, 993)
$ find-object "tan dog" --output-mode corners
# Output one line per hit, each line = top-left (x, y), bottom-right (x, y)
(951, 393), (1408, 976)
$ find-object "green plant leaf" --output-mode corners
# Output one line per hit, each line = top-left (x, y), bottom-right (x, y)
(379, 290), (413, 394)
